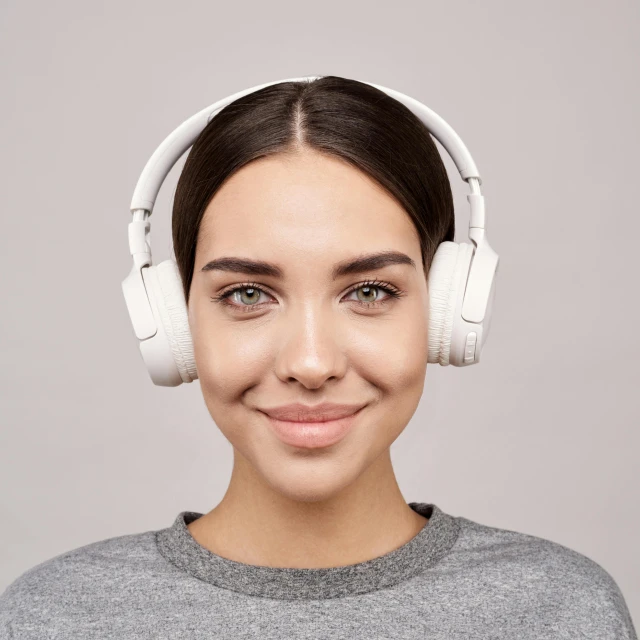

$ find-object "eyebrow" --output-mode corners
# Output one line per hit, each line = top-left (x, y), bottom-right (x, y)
(200, 250), (416, 280)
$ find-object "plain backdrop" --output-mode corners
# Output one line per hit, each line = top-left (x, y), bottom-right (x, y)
(0, 0), (638, 626)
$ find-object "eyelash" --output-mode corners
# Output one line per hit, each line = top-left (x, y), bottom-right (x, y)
(210, 279), (405, 313)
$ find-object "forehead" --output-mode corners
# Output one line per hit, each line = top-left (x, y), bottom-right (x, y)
(196, 151), (420, 259)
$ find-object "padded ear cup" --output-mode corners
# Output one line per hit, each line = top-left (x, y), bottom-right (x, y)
(153, 259), (198, 383)
(427, 241), (473, 366)
(146, 246), (476, 378)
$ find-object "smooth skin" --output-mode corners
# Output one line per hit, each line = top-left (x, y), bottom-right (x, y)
(186, 146), (431, 569)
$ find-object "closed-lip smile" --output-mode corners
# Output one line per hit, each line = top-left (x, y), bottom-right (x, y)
(259, 402), (366, 423)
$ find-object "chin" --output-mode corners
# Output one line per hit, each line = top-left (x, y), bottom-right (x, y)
(245, 437), (373, 504)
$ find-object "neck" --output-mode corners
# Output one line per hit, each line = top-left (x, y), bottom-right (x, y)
(187, 447), (428, 569)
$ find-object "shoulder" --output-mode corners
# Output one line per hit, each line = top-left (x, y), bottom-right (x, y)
(0, 528), (159, 635)
(450, 514), (637, 638)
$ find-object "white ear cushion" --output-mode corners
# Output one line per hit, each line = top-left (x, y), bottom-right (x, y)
(150, 247), (462, 375)
(154, 259), (198, 382)
(427, 241), (463, 365)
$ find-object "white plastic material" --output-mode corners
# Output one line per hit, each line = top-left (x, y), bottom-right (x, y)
(130, 76), (481, 214)
(121, 76), (500, 386)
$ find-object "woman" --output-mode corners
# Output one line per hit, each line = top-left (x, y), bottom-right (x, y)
(0, 76), (636, 639)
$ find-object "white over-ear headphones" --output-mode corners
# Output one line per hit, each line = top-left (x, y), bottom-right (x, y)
(122, 75), (500, 387)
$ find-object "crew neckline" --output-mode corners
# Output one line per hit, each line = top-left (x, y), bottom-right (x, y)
(155, 502), (461, 600)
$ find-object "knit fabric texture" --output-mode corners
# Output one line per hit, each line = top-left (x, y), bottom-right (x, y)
(0, 502), (636, 638)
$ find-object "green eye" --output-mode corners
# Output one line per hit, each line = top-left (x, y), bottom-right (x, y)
(212, 279), (404, 311)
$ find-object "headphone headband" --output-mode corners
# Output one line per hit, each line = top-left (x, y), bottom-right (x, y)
(123, 76), (499, 383)
(130, 75), (482, 214)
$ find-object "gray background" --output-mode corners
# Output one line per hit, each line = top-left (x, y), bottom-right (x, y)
(1, 0), (638, 624)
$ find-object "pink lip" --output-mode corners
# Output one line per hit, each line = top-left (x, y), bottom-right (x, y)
(259, 403), (367, 449)
(260, 402), (366, 422)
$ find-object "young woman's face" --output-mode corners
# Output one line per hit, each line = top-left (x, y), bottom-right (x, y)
(188, 148), (430, 502)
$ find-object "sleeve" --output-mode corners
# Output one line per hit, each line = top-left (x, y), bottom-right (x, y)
(0, 585), (16, 639)
(567, 558), (638, 639)
(0, 566), (48, 640)
(596, 570), (637, 639)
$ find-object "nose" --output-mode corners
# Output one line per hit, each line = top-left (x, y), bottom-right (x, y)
(273, 301), (348, 388)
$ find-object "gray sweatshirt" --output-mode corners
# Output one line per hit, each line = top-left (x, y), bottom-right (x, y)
(0, 502), (636, 638)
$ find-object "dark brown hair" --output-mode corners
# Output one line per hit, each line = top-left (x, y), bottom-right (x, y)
(172, 75), (454, 306)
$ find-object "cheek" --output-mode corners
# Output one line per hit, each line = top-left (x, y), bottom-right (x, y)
(188, 299), (429, 483)
(193, 336), (253, 402)
(190, 292), (428, 399)
(351, 312), (428, 442)
(191, 323), (261, 448)
(350, 308), (428, 395)
(190, 306), (274, 403)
